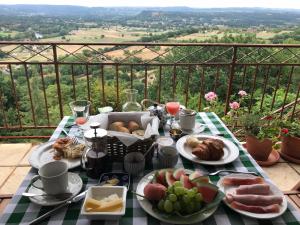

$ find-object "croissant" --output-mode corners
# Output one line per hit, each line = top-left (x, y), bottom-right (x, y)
(191, 138), (224, 161)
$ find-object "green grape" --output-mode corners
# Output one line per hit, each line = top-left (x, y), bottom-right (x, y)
(174, 187), (185, 196)
(168, 193), (177, 202)
(187, 189), (195, 198)
(173, 201), (181, 212)
(182, 194), (190, 204)
(164, 200), (173, 213)
(167, 186), (174, 194)
(192, 187), (198, 193)
(173, 181), (182, 187)
(195, 193), (203, 202)
(158, 199), (165, 211)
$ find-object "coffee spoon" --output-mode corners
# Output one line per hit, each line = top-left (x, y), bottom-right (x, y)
(22, 192), (73, 199)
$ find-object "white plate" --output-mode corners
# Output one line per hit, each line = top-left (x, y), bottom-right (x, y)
(28, 172), (83, 206)
(176, 134), (239, 165)
(217, 174), (287, 219)
(29, 140), (84, 169)
(135, 170), (219, 224)
(181, 123), (206, 134)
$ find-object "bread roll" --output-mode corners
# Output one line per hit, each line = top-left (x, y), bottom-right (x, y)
(132, 129), (145, 136)
(128, 121), (140, 132)
(117, 126), (130, 133)
(109, 121), (125, 131)
(185, 136), (201, 148)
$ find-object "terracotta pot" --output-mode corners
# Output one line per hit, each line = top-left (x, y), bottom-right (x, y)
(281, 135), (300, 159)
(245, 135), (273, 161)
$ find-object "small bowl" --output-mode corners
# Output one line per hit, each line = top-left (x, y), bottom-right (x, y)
(80, 186), (127, 220)
(169, 128), (183, 141)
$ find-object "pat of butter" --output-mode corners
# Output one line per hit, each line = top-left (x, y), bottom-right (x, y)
(84, 194), (123, 212)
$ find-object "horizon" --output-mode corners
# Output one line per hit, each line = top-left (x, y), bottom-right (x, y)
(0, 0), (300, 9)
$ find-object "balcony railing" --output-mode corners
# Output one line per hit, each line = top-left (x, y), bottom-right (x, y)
(0, 42), (299, 139)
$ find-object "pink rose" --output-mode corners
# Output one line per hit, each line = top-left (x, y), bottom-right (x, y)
(229, 101), (240, 110)
(238, 90), (247, 97)
(204, 92), (217, 102)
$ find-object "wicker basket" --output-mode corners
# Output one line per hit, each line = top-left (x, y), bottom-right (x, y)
(106, 136), (155, 164)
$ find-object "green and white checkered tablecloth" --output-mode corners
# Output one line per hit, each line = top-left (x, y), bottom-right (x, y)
(1, 112), (300, 225)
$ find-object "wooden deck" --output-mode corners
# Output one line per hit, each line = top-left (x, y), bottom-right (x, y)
(0, 143), (299, 214)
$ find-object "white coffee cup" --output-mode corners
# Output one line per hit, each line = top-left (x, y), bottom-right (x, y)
(179, 109), (196, 130)
(31, 161), (68, 195)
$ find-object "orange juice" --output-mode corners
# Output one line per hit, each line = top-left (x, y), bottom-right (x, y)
(166, 102), (180, 116)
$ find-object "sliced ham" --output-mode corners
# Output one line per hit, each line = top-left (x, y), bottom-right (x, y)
(226, 193), (283, 206)
(236, 184), (271, 195)
(231, 201), (280, 214)
(222, 177), (264, 186)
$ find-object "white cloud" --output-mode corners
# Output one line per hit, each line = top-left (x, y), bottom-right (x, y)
(0, 0), (300, 9)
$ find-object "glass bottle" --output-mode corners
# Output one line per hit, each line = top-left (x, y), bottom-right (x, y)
(122, 89), (142, 112)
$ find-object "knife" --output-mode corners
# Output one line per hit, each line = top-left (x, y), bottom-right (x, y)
(29, 190), (87, 225)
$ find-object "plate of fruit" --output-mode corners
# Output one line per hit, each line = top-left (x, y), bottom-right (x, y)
(135, 168), (224, 224)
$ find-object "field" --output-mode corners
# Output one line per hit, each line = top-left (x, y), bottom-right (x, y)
(0, 27), (293, 63)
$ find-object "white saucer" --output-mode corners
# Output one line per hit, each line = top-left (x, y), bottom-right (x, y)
(28, 172), (83, 206)
(181, 123), (206, 134)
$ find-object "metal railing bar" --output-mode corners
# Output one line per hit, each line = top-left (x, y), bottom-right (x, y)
(280, 66), (294, 118)
(52, 45), (63, 119)
(172, 65), (176, 99)
(39, 64), (50, 126)
(225, 46), (237, 114)
(100, 65), (106, 105)
(130, 65), (133, 89)
(258, 47), (284, 64)
(198, 67), (205, 112)
(144, 65), (148, 100)
(249, 65), (259, 112)
(270, 66), (283, 111)
(71, 65), (76, 101)
(185, 65), (191, 107)
(23, 45), (53, 62)
(116, 64), (120, 109)
(0, 88), (8, 128)
(24, 63), (37, 127)
(260, 65), (271, 111)
(85, 64), (91, 102)
(213, 66), (220, 93)
(158, 65), (162, 103)
(203, 47), (233, 63)
(2, 42), (300, 48)
(8, 64), (22, 127)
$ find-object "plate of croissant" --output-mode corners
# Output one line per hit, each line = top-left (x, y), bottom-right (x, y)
(176, 135), (239, 165)
(29, 138), (86, 169)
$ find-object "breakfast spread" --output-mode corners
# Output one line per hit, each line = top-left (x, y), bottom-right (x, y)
(52, 137), (85, 160)
(185, 136), (225, 161)
(84, 194), (123, 212)
(108, 120), (145, 136)
(222, 177), (283, 214)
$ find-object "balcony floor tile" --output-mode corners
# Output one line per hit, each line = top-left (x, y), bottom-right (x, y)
(0, 144), (32, 166)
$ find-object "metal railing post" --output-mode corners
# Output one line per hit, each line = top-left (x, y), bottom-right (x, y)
(52, 44), (63, 119)
(224, 46), (237, 115)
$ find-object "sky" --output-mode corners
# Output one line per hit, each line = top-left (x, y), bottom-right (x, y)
(0, 0), (300, 9)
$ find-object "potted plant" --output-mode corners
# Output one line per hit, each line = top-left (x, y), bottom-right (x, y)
(279, 120), (300, 160)
(241, 113), (279, 161)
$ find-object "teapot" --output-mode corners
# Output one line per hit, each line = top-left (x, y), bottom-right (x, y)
(141, 99), (167, 129)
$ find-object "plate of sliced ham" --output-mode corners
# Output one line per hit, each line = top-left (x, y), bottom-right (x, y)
(217, 174), (287, 219)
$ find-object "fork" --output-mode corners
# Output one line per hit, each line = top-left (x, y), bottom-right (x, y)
(61, 128), (79, 144)
(22, 192), (73, 200)
(205, 169), (258, 176)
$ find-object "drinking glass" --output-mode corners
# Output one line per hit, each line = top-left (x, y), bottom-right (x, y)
(165, 99), (180, 128)
(69, 100), (91, 137)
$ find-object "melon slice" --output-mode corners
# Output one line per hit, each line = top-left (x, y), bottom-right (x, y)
(165, 171), (176, 187)
(180, 175), (193, 189)
(173, 168), (185, 180)
(197, 183), (218, 203)
(192, 176), (210, 184)
(189, 170), (203, 181)
(154, 170), (168, 186)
